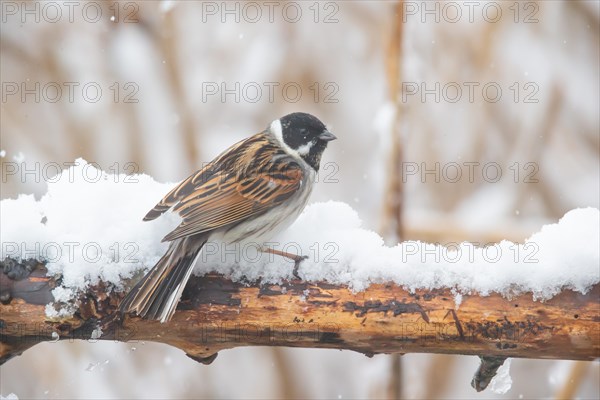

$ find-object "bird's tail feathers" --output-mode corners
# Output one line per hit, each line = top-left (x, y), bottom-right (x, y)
(119, 236), (205, 323)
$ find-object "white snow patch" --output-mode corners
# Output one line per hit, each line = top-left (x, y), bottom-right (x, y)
(160, 1), (176, 13)
(1, 160), (598, 318)
(453, 291), (463, 309)
(90, 326), (103, 341)
(85, 359), (109, 372)
(0, 159), (179, 316)
(489, 359), (512, 394)
(12, 152), (24, 162)
(1, 394), (19, 400)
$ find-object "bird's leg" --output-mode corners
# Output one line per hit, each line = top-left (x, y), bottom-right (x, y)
(260, 247), (308, 279)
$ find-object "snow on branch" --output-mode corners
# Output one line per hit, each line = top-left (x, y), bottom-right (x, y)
(1, 263), (599, 390)
(1, 160), (599, 389)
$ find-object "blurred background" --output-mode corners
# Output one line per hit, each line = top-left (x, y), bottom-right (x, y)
(1, 0), (599, 398)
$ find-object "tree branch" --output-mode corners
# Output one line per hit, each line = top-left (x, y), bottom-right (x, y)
(2, 260), (599, 377)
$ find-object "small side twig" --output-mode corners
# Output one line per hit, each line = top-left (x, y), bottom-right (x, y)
(471, 356), (508, 392)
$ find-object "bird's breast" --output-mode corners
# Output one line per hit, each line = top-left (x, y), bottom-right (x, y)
(222, 168), (315, 246)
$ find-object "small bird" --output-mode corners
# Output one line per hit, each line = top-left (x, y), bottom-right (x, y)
(119, 112), (336, 322)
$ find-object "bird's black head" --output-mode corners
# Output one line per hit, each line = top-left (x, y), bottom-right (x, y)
(269, 112), (336, 171)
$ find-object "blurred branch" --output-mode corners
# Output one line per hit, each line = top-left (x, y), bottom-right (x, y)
(159, 11), (200, 170)
(380, 0), (405, 242)
(102, 27), (145, 170)
(423, 354), (456, 399)
(42, 43), (90, 158)
(518, 84), (564, 218)
(271, 348), (300, 399)
(555, 361), (589, 399)
(2, 261), (599, 393)
(387, 351), (403, 399)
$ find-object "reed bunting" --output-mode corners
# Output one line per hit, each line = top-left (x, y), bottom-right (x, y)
(119, 112), (336, 322)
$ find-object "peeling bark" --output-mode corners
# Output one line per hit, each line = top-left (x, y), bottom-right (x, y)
(1, 260), (599, 373)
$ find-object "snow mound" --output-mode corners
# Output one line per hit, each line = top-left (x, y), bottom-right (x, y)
(1, 160), (598, 318)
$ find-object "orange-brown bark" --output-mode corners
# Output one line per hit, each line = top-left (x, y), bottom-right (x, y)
(1, 264), (598, 365)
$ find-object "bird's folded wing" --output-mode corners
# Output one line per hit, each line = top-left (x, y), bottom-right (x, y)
(142, 137), (253, 222)
(161, 160), (303, 242)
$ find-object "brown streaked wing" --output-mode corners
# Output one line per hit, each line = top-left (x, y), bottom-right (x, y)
(143, 171), (208, 221)
(162, 159), (303, 242)
(151, 132), (304, 242)
(142, 134), (263, 222)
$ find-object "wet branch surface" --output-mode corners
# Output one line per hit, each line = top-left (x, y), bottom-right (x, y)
(1, 260), (599, 390)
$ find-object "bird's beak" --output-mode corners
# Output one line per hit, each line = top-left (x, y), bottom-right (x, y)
(318, 130), (337, 141)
